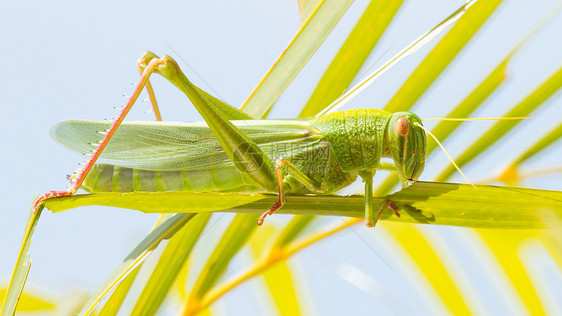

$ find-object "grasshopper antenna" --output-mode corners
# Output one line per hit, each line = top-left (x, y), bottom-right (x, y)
(415, 116), (530, 187)
(317, 0), (477, 117)
(413, 122), (476, 189)
(422, 117), (531, 121)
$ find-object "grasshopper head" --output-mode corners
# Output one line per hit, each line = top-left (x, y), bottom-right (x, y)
(387, 112), (426, 185)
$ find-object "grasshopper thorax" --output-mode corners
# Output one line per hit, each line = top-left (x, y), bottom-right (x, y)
(311, 108), (391, 172)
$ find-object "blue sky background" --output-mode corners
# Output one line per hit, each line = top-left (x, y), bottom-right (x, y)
(1, 0), (561, 314)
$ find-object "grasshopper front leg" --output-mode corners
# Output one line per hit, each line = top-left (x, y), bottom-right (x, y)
(359, 167), (401, 227)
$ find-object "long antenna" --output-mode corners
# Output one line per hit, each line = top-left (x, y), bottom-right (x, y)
(422, 116), (530, 121)
(414, 123), (476, 189)
(316, 0), (477, 117)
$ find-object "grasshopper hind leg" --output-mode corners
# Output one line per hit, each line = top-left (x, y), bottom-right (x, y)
(34, 53), (167, 210)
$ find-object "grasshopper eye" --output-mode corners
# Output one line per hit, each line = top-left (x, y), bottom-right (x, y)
(396, 117), (409, 136)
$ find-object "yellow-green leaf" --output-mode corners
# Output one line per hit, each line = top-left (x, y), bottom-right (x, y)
(131, 213), (211, 316)
(185, 214), (257, 314)
(512, 122), (562, 168)
(382, 222), (472, 314)
(297, 0), (322, 23)
(78, 214), (196, 315)
(437, 65), (562, 181)
(299, 0), (404, 117)
(240, 0), (354, 118)
(44, 182), (562, 229)
(96, 266), (140, 316)
(1, 203), (42, 316)
(0, 288), (56, 313)
(477, 229), (547, 315)
(497, 122), (562, 184)
(384, 0), (503, 112)
(272, 215), (316, 249)
(250, 225), (303, 316)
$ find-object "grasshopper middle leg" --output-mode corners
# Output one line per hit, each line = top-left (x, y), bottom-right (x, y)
(257, 158), (326, 225)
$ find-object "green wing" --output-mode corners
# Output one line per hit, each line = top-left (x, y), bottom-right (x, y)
(50, 119), (325, 171)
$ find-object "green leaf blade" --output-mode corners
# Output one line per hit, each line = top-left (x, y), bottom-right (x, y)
(250, 225), (305, 316)
(1, 203), (42, 316)
(78, 214), (195, 316)
(240, 0), (354, 118)
(425, 59), (509, 154)
(299, 0), (404, 118)
(187, 214), (257, 305)
(130, 213), (211, 316)
(44, 182), (562, 229)
(437, 65), (562, 181)
(97, 266), (140, 316)
(512, 122), (562, 167)
(384, 0), (504, 113)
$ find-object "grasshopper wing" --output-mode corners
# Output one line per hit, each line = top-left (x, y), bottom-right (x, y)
(50, 119), (324, 171)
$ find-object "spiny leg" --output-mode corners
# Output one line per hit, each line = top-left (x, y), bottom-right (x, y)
(36, 52), (281, 222)
(35, 51), (261, 211)
(257, 158), (325, 225)
(136, 53), (279, 195)
(140, 53), (294, 225)
(33, 56), (167, 210)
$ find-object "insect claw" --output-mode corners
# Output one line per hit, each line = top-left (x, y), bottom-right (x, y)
(122, 94), (130, 98)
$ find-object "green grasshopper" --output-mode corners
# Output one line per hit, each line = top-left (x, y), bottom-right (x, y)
(35, 52), (474, 227)
(32, 1), (491, 227)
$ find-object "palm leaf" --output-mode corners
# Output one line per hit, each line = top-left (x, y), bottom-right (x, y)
(5, 1), (562, 315)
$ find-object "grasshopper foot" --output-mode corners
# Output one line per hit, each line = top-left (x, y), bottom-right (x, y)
(257, 163), (286, 226)
(33, 190), (72, 211)
(257, 201), (283, 226)
(389, 202), (400, 217)
(366, 199), (400, 228)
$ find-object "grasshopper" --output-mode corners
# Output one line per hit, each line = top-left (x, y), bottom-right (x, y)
(35, 52), (430, 227)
